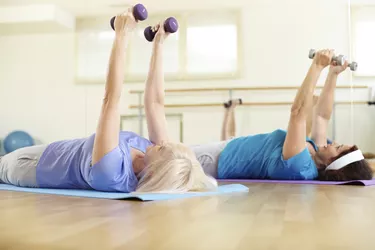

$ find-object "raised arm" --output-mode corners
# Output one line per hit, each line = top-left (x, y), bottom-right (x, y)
(221, 100), (240, 141)
(92, 10), (137, 165)
(221, 106), (233, 141)
(306, 95), (319, 137)
(282, 50), (333, 160)
(144, 23), (170, 145)
(310, 61), (349, 146)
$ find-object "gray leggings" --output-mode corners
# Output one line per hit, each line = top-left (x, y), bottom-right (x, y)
(0, 145), (47, 187)
(190, 140), (230, 178)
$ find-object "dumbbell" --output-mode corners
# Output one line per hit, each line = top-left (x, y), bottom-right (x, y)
(348, 61), (358, 71)
(110, 4), (148, 31)
(224, 99), (243, 108)
(144, 17), (179, 42)
(308, 49), (358, 71)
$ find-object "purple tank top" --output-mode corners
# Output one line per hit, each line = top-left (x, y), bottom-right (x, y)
(36, 131), (152, 192)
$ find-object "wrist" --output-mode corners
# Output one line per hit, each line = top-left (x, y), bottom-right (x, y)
(328, 70), (339, 76)
(115, 29), (131, 39)
(152, 40), (164, 50)
(115, 33), (131, 47)
(153, 37), (165, 45)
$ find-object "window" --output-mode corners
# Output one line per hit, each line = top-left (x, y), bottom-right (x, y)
(351, 7), (375, 76)
(186, 12), (238, 75)
(75, 11), (240, 83)
(76, 30), (114, 81)
(127, 29), (151, 76)
(127, 27), (180, 76)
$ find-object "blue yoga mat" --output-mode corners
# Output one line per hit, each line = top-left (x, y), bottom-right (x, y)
(0, 184), (249, 201)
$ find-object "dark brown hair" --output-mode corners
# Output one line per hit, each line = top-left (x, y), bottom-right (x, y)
(318, 145), (373, 181)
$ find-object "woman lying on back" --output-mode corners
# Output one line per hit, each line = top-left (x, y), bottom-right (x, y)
(191, 49), (372, 181)
(0, 8), (217, 193)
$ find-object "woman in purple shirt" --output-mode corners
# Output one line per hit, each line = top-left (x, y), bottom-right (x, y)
(0, 8), (217, 193)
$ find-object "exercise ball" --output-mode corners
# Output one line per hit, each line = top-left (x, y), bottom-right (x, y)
(3, 130), (34, 153)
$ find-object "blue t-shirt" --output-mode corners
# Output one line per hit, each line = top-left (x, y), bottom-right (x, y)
(36, 131), (152, 192)
(218, 129), (319, 180)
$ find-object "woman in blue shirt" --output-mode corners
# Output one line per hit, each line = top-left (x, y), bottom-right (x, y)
(192, 50), (372, 181)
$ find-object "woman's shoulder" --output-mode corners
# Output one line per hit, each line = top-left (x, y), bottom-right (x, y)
(270, 129), (287, 137)
(119, 131), (153, 152)
(231, 129), (286, 145)
(119, 131), (152, 142)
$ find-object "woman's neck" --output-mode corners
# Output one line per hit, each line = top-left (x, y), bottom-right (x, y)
(130, 148), (146, 176)
(307, 143), (325, 170)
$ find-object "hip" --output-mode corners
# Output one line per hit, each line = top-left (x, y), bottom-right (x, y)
(0, 144), (48, 187)
(190, 140), (231, 178)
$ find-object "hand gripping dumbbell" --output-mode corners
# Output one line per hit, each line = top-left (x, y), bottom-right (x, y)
(110, 4), (148, 31)
(144, 17), (179, 42)
(224, 99), (243, 108)
(308, 49), (358, 71)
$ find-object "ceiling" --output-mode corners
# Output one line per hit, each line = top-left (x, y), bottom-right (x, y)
(0, 0), (246, 17)
(0, 0), (374, 17)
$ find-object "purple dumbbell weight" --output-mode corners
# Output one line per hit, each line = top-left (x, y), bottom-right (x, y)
(110, 3), (148, 30)
(144, 17), (179, 42)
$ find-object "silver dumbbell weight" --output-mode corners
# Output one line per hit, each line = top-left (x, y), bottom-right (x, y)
(348, 61), (358, 71)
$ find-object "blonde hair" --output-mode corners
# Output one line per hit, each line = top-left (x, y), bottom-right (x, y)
(135, 142), (218, 193)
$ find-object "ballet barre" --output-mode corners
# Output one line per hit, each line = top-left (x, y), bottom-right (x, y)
(129, 101), (368, 109)
(129, 101), (370, 141)
(129, 85), (368, 94)
(129, 85), (372, 139)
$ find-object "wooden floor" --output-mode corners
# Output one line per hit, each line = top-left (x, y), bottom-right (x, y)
(1, 182), (375, 250)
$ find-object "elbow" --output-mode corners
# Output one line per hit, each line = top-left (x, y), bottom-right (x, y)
(145, 98), (164, 107)
(314, 102), (332, 120)
(290, 105), (304, 118)
(315, 109), (331, 120)
(156, 98), (165, 106)
(102, 93), (121, 106)
(289, 106), (308, 122)
(144, 88), (165, 105)
(145, 103), (164, 115)
(316, 113), (331, 121)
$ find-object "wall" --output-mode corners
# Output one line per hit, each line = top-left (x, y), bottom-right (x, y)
(0, 33), (85, 143)
(1, 0), (374, 153)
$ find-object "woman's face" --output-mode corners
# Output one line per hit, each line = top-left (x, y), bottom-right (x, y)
(316, 142), (352, 164)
